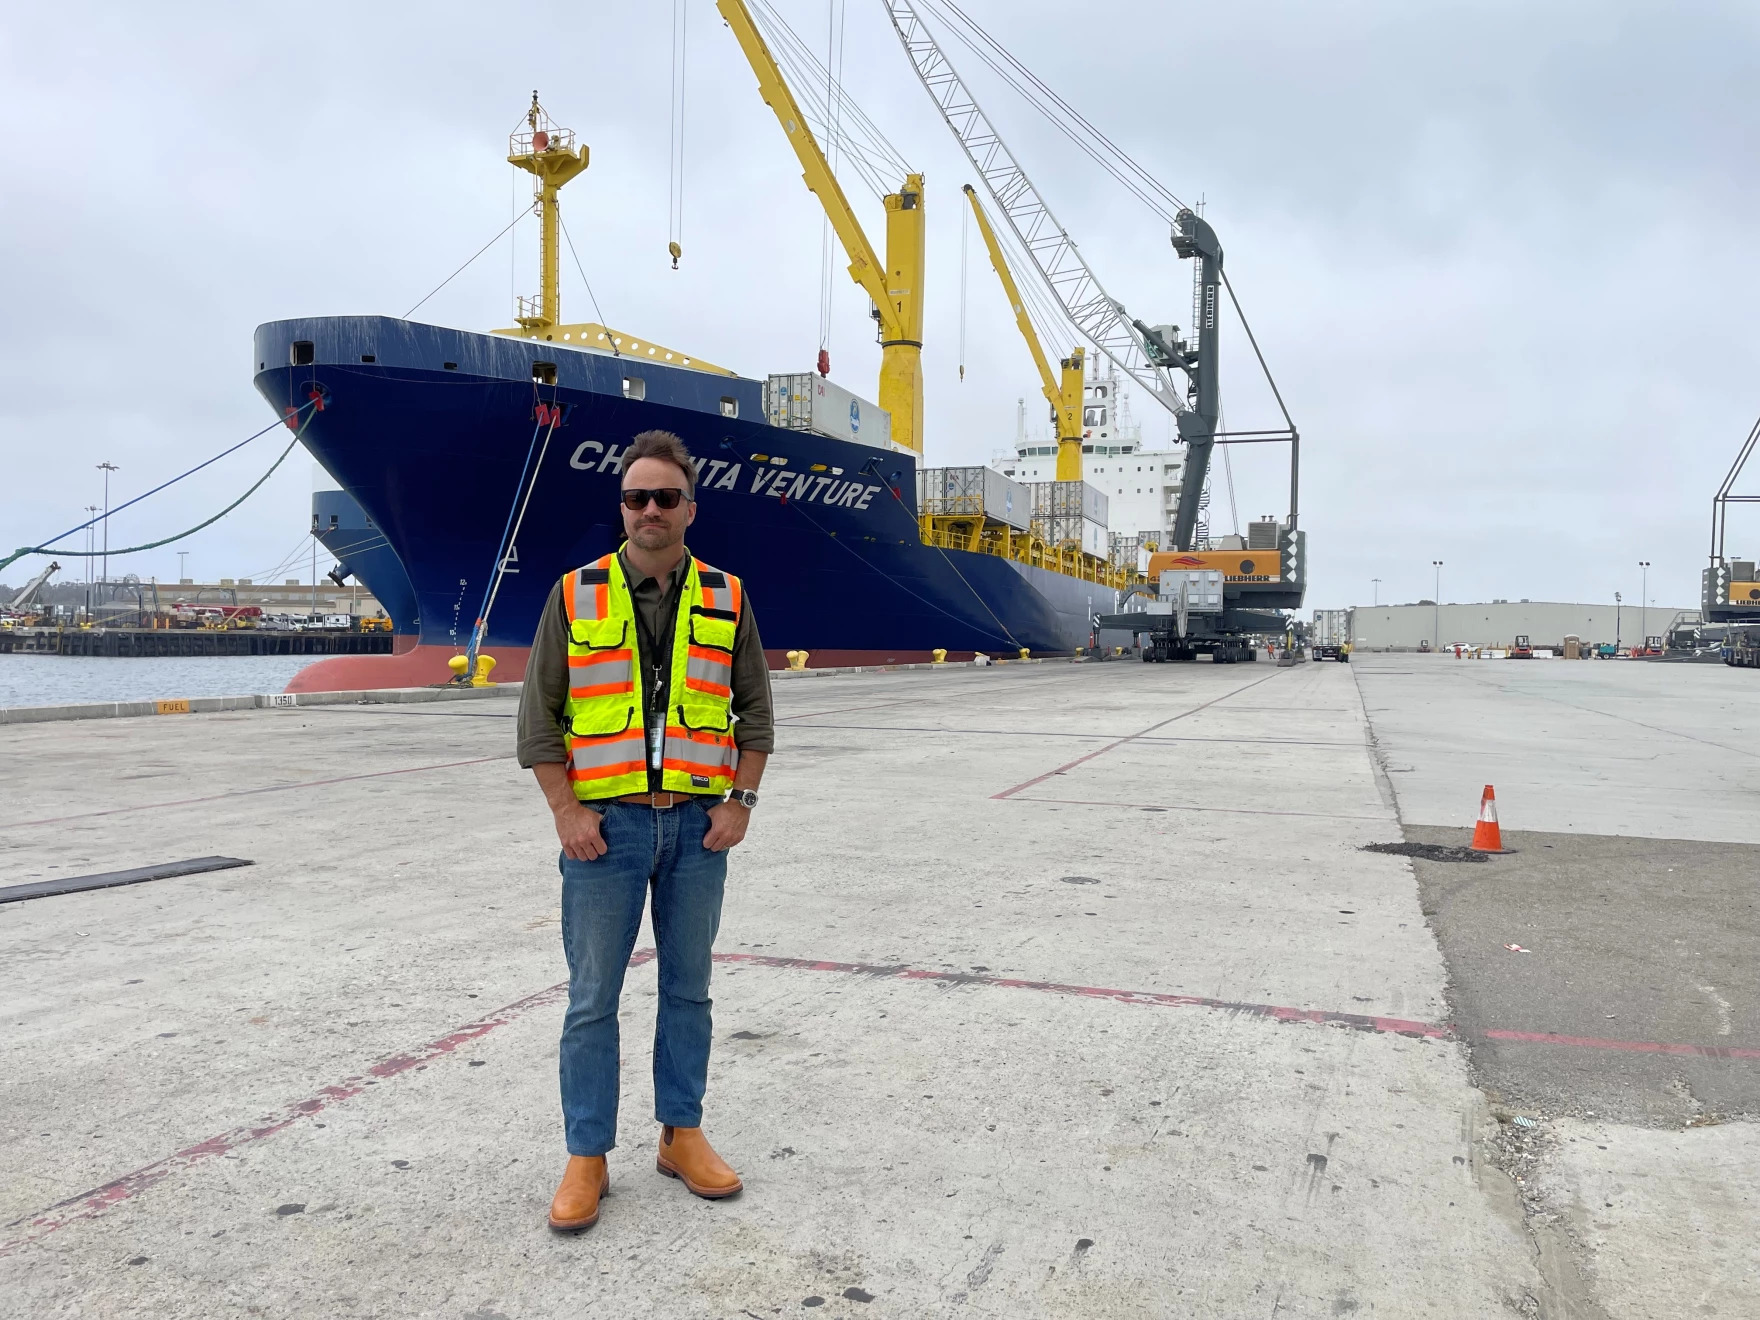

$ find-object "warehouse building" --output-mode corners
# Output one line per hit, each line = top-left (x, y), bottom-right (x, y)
(1349, 600), (1695, 651)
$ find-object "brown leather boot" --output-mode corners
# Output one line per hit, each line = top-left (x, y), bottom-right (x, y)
(655, 1125), (743, 1199)
(547, 1154), (609, 1231)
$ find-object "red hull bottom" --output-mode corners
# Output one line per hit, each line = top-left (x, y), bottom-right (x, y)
(282, 644), (1007, 693)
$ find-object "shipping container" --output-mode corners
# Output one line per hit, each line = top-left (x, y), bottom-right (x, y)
(1310, 607), (1352, 659)
(1037, 513), (1109, 557)
(1109, 531), (1144, 567)
(917, 466), (1032, 532)
(763, 374), (895, 450)
(1027, 480), (1109, 527)
(1311, 609), (1351, 647)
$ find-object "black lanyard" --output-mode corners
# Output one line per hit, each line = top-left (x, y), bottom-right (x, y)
(626, 559), (685, 737)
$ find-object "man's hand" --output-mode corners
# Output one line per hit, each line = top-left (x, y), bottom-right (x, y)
(554, 801), (607, 861)
(702, 801), (750, 852)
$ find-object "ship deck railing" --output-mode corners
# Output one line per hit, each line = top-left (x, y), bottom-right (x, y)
(917, 515), (1142, 590)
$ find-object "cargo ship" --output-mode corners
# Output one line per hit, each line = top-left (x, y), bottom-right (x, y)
(258, 313), (1131, 690)
(259, 73), (1143, 692)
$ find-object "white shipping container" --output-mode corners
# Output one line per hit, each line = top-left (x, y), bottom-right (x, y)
(763, 373), (894, 450)
(1311, 609), (1351, 647)
(1083, 518), (1107, 558)
(1038, 514), (1109, 557)
(1027, 480), (1109, 527)
(917, 466), (1032, 532)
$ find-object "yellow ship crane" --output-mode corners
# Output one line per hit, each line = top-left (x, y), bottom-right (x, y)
(492, 94), (738, 376)
(507, 93), (590, 336)
(717, 0), (925, 455)
(962, 184), (1085, 483)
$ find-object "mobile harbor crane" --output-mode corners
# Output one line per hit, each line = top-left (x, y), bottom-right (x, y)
(1706, 411), (1760, 667)
(885, 1), (1306, 662)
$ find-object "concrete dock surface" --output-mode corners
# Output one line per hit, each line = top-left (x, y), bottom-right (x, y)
(0, 655), (1753, 1317)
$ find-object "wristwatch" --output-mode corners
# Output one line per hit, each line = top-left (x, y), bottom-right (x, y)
(726, 789), (759, 808)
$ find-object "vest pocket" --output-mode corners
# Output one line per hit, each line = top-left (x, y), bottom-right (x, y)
(687, 611), (736, 652)
(569, 705), (637, 737)
(675, 698), (732, 734)
(570, 618), (630, 650)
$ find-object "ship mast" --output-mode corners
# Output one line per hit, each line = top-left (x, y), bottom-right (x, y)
(508, 92), (590, 336)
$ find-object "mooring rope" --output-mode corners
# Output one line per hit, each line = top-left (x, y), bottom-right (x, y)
(1, 398), (323, 576)
(459, 405), (562, 680)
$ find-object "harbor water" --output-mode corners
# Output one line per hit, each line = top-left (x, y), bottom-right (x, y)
(0, 654), (315, 709)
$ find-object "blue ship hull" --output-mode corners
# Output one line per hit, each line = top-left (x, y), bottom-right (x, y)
(312, 488), (420, 636)
(254, 316), (1121, 683)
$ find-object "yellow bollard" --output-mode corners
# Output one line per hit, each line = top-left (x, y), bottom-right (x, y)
(931, 648), (947, 663)
(447, 654), (469, 682)
(1018, 648), (1031, 661)
(786, 650), (809, 670)
(472, 653), (497, 687)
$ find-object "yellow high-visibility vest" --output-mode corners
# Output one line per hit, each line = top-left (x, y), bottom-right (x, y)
(561, 551), (742, 800)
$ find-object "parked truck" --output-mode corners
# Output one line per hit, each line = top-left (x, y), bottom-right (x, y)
(1310, 608), (1351, 661)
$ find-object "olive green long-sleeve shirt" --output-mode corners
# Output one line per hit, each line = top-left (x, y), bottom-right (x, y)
(515, 548), (774, 773)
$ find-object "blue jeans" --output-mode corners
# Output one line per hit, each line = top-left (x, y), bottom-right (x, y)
(558, 799), (727, 1157)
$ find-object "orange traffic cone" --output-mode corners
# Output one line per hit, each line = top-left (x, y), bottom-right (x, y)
(1470, 784), (1509, 852)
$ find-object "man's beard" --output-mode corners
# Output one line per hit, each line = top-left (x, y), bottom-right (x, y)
(630, 522), (679, 550)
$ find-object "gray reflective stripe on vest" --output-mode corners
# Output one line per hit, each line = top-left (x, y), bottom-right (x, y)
(663, 733), (736, 775)
(686, 652), (733, 690)
(572, 567), (608, 623)
(571, 731), (645, 771)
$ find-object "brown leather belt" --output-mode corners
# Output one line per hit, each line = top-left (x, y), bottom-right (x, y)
(610, 791), (712, 809)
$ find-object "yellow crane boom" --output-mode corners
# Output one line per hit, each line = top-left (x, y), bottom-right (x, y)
(961, 185), (1084, 482)
(717, 0), (924, 454)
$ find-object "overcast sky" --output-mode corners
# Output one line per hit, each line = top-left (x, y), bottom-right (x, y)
(4, 1), (1756, 613)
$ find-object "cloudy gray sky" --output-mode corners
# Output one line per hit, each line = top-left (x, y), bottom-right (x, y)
(3, 1), (1756, 613)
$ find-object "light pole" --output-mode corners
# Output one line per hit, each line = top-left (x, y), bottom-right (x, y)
(1432, 560), (1443, 650)
(84, 505), (99, 615)
(178, 551), (189, 582)
(1615, 591), (1622, 650)
(1638, 561), (1650, 646)
(96, 462), (119, 590)
(1372, 578), (1381, 607)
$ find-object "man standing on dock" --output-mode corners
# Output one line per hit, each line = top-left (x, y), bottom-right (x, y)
(517, 429), (773, 1232)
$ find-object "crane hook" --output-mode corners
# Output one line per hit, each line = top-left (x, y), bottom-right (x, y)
(668, 240), (682, 270)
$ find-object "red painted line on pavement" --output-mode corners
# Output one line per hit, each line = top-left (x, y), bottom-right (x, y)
(0, 951), (653, 1258)
(11, 945), (1754, 1254)
(0, 756), (513, 830)
(991, 671), (1283, 799)
(712, 950), (1450, 1039)
(1483, 1028), (1760, 1060)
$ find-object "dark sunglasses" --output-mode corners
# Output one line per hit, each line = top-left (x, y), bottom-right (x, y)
(621, 487), (688, 511)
